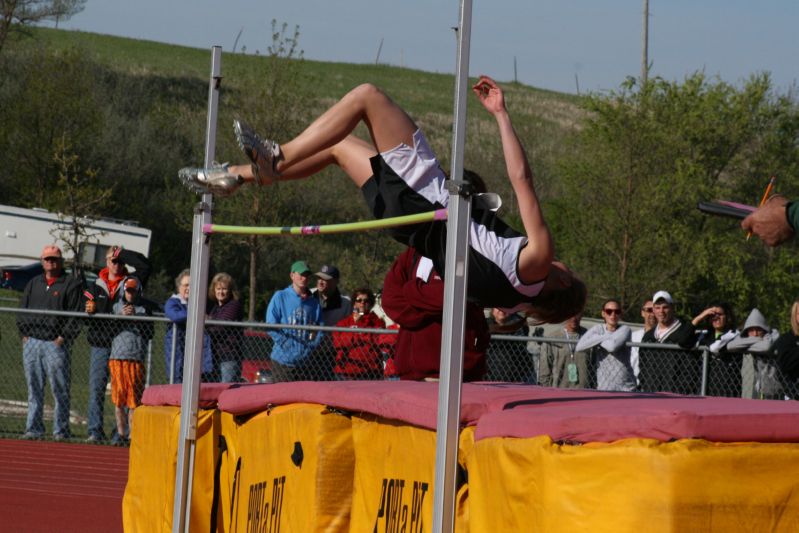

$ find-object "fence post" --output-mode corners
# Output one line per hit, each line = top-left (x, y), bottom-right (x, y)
(700, 348), (709, 396)
(146, 339), (153, 388)
(170, 323), (178, 385)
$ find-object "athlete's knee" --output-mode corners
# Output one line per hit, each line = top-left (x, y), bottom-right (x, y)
(348, 83), (389, 107)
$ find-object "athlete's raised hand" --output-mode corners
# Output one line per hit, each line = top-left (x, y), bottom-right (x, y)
(472, 75), (506, 115)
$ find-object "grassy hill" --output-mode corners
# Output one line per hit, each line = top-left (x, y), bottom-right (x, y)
(27, 26), (583, 189)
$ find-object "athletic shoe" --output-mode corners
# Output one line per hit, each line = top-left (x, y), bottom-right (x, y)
(86, 434), (103, 443)
(233, 119), (281, 185)
(52, 433), (69, 442)
(110, 433), (125, 446)
(21, 431), (42, 440)
(178, 163), (244, 197)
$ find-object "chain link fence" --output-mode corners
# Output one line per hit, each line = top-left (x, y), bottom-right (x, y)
(1, 306), (797, 445)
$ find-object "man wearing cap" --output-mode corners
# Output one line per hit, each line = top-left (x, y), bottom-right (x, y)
(309, 265), (352, 380)
(265, 261), (323, 382)
(83, 245), (151, 442)
(16, 245), (83, 440)
(640, 290), (699, 394)
(312, 265), (352, 327)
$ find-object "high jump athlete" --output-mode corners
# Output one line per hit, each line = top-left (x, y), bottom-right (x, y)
(180, 75), (585, 323)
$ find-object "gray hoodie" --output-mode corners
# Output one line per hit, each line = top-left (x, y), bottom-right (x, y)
(726, 308), (782, 399)
(110, 278), (151, 361)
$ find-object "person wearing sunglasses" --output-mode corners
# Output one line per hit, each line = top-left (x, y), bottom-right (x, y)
(82, 245), (151, 443)
(576, 299), (635, 391)
(630, 300), (656, 387)
(332, 289), (386, 380)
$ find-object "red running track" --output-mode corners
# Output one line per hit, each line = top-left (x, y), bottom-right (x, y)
(0, 439), (128, 533)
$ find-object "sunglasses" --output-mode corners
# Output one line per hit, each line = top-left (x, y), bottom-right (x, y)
(642, 307), (654, 313)
(42, 256), (60, 262)
(354, 297), (370, 303)
(603, 308), (622, 315)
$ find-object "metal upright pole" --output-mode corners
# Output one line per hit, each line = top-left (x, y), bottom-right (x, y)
(641, 0), (649, 83)
(172, 45), (221, 533)
(432, 1), (473, 532)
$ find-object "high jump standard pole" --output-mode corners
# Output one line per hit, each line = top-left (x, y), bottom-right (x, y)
(172, 45), (221, 533)
(432, 0), (473, 531)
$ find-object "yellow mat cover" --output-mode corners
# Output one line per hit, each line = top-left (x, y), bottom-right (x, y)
(467, 435), (799, 532)
(123, 406), (220, 532)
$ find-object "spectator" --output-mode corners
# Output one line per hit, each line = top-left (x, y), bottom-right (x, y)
(266, 261), (323, 382)
(332, 288), (385, 380)
(485, 308), (532, 382)
(538, 313), (588, 388)
(693, 302), (740, 397)
(640, 291), (698, 394)
(630, 299), (657, 386)
(16, 245), (82, 440)
(313, 265), (352, 326)
(380, 247), (489, 381)
(83, 245), (151, 443)
(109, 277), (153, 445)
(164, 269), (213, 383)
(309, 264), (352, 380)
(206, 273), (244, 382)
(773, 298), (799, 398)
(727, 308), (782, 399)
(576, 299), (635, 391)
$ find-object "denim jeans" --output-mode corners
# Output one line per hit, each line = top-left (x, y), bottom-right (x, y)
(87, 346), (111, 439)
(22, 338), (71, 437)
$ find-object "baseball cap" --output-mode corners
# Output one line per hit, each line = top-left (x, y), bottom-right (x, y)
(315, 265), (340, 280)
(652, 290), (673, 304)
(290, 260), (312, 275)
(124, 278), (139, 291)
(40, 245), (62, 259)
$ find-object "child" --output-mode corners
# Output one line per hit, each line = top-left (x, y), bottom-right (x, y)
(109, 277), (152, 444)
(180, 76), (585, 324)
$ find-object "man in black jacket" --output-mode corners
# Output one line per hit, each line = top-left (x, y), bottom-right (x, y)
(83, 246), (151, 442)
(640, 290), (699, 395)
(16, 245), (83, 440)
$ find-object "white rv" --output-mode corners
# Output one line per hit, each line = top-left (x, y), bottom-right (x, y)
(0, 204), (152, 269)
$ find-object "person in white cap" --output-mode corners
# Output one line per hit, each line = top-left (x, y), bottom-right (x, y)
(639, 290), (699, 394)
(16, 244), (83, 440)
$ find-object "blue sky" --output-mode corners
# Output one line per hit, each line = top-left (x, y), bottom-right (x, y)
(47, 0), (796, 95)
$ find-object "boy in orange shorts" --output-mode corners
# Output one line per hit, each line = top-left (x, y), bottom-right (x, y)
(109, 277), (153, 445)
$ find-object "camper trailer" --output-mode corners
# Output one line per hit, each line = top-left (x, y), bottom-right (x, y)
(0, 204), (152, 289)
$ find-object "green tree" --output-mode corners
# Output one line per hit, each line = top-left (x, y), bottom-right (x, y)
(551, 73), (799, 325)
(0, 0), (85, 55)
(47, 135), (113, 278)
(212, 20), (314, 320)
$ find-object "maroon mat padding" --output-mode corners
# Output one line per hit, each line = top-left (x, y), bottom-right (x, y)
(215, 381), (799, 443)
(0, 439), (128, 533)
(141, 382), (233, 408)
